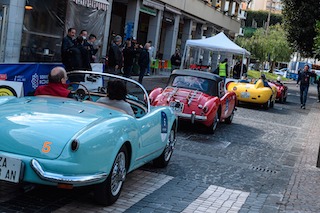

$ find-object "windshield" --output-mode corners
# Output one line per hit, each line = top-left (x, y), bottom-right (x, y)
(67, 71), (150, 116)
(168, 75), (217, 96)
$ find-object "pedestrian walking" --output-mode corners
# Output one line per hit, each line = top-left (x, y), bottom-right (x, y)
(61, 28), (76, 71)
(315, 74), (320, 102)
(138, 43), (150, 84)
(296, 64), (317, 109)
(108, 35), (123, 74)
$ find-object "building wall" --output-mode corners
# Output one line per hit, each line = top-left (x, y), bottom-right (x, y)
(0, 0), (244, 63)
(1, 0), (24, 63)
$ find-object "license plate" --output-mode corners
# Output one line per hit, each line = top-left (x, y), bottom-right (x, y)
(240, 92), (250, 98)
(169, 101), (184, 112)
(0, 155), (22, 183)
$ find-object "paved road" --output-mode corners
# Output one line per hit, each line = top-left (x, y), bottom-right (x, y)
(1, 76), (320, 213)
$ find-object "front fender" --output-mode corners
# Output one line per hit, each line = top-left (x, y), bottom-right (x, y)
(149, 88), (163, 105)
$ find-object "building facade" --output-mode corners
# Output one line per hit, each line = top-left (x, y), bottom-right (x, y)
(246, 0), (283, 14)
(0, 0), (246, 63)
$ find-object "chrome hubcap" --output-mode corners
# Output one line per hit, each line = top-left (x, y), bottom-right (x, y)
(111, 152), (126, 196)
(164, 129), (175, 161)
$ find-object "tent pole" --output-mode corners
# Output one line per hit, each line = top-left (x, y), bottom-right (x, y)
(240, 54), (244, 77)
(180, 45), (187, 70)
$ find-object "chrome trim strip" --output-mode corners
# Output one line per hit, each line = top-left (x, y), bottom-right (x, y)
(136, 147), (164, 161)
(31, 159), (108, 184)
(176, 112), (207, 121)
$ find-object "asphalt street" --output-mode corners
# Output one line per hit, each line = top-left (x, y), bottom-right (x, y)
(1, 71), (320, 213)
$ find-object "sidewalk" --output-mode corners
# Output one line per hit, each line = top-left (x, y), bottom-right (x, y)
(279, 86), (320, 212)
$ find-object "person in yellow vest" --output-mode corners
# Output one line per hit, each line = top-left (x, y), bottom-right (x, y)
(217, 58), (228, 81)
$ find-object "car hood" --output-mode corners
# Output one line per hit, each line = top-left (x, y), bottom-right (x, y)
(0, 96), (120, 159)
(154, 87), (211, 106)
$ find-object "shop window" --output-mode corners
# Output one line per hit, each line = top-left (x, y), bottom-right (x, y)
(20, 0), (67, 62)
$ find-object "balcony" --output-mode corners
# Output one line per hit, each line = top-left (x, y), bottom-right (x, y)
(238, 9), (246, 20)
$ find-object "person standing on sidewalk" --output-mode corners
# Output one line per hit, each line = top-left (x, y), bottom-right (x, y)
(297, 64), (317, 109)
(146, 41), (154, 76)
(108, 35), (123, 74)
(122, 39), (136, 78)
(217, 58), (228, 82)
(138, 43), (150, 84)
(170, 48), (181, 71)
(61, 28), (76, 71)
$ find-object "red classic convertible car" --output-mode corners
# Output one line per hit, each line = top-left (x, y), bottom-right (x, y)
(269, 81), (288, 103)
(149, 70), (237, 133)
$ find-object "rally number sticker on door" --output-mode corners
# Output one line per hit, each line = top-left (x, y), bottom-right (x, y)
(161, 112), (168, 142)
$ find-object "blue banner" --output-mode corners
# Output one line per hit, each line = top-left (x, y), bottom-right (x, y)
(0, 63), (63, 96)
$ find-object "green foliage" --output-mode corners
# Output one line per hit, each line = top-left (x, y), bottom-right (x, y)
(243, 27), (257, 38)
(247, 70), (288, 81)
(282, 0), (320, 57)
(245, 10), (283, 29)
(314, 21), (320, 58)
(236, 24), (293, 67)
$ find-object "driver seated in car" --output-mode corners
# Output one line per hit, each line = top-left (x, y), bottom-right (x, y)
(35, 66), (73, 98)
(97, 80), (135, 116)
(255, 74), (271, 88)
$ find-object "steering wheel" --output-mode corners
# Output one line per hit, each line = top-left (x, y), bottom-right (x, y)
(69, 82), (92, 101)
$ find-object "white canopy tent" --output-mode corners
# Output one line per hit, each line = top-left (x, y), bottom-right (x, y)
(181, 32), (251, 76)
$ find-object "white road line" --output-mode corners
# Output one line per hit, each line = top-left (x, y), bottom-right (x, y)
(182, 185), (250, 213)
(54, 170), (173, 213)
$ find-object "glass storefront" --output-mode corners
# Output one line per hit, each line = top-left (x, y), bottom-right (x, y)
(20, 0), (107, 63)
(20, 0), (67, 62)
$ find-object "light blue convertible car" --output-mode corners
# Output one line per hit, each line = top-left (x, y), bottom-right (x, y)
(0, 71), (177, 206)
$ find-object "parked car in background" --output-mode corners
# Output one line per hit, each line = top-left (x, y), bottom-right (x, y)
(0, 71), (177, 206)
(269, 80), (288, 103)
(149, 69), (237, 133)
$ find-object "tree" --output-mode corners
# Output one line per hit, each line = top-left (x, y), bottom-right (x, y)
(236, 24), (293, 71)
(282, 0), (320, 57)
(314, 21), (320, 58)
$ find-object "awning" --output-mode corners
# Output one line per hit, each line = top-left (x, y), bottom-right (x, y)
(72, 0), (109, 11)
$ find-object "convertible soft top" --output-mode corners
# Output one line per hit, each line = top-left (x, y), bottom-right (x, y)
(172, 69), (222, 82)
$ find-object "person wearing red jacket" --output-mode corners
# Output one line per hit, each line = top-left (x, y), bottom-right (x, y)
(35, 67), (72, 98)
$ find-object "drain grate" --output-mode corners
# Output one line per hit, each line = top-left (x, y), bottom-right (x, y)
(251, 166), (277, 174)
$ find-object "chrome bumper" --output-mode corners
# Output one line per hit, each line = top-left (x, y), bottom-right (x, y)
(176, 111), (207, 123)
(31, 159), (108, 184)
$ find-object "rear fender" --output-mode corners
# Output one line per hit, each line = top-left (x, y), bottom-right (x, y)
(204, 97), (220, 121)
(220, 92), (236, 119)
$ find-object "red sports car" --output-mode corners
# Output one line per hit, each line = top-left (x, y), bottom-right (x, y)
(269, 81), (288, 103)
(149, 69), (237, 133)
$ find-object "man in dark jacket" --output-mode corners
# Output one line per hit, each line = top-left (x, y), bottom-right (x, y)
(108, 35), (123, 74)
(122, 40), (137, 78)
(61, 28), (76, 71)
(68, 36), (92, 82)
(138, 43), (150, 84)
(297, 64), (317, 109)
